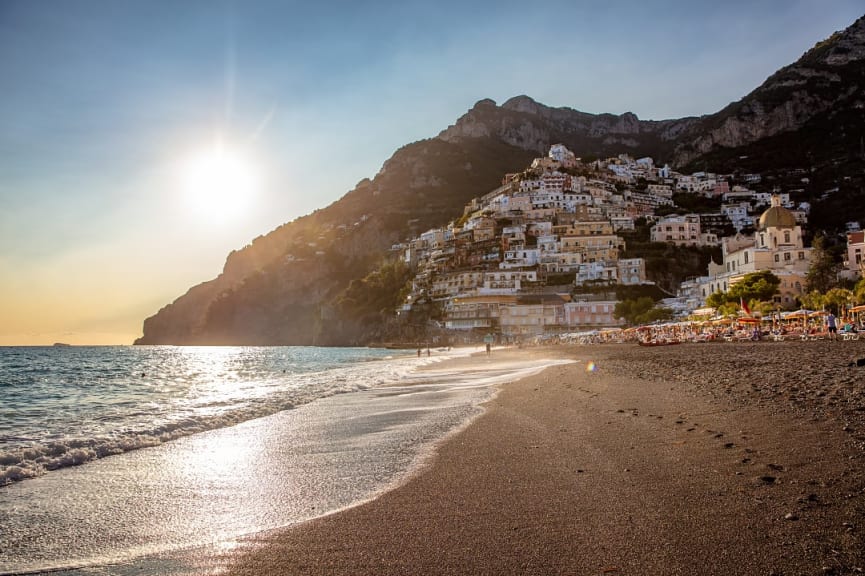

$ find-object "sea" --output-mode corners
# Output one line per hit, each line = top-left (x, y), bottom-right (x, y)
(0, 345), (566, 575)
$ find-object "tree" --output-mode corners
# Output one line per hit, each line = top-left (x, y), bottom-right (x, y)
(854, 277), (865, 305)
(335, 260), (413, 322)
(614, 297), (653, 325)
(614, 297), (674, 326)
(715, 301), (741, 317)
(638, 306), (675, 325)
(824, 287), (853, 314)
(806, 234), (841, 293)
(727, 270), (781, 303)
(799, 290), (825, 311)
(706, 291), (727, 308)
(753, 300), (778, 315)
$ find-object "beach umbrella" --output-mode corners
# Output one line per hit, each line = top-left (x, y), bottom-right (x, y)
(849, 304), (865, 313)
(808, 310), (828, 318)
(738, 316), (760, 324)
(786, 309), (811, 319)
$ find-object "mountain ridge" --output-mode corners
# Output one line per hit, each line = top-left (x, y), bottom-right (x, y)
(135, 15), (865, 345)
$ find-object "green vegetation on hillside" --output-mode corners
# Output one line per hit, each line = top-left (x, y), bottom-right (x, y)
(706, 270), (782, 310)
(620, 224), (721, 294)
(614, 297), (674, 326)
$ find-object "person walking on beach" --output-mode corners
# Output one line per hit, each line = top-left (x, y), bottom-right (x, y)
(827, 312), (838, 340)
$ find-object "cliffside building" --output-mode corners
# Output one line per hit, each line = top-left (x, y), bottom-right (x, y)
(842, 230), (865, 281)
(650, 214), (719, 247)
(698, 196), (812, 307)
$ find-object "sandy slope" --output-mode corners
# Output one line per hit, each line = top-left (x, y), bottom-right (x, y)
(203, 342), (865, 575)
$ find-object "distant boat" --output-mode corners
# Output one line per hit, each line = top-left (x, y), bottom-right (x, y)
(52, 342), (72, 347)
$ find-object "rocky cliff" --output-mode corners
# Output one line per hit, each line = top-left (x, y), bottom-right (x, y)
(673, 15), (865, 166)
(136, 16), (865, 346)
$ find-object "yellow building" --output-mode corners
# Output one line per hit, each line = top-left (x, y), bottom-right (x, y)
(699, 196), (811, 307)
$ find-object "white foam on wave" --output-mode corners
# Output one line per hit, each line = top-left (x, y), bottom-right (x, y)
(0, 349), (570, 574)
(0, 348), (475, 487)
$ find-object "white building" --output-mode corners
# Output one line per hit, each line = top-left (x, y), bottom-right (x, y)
(842, 230), (865, 281)
(650, 214), (718, 247)
(500, 247), (540, 269)
(575, 261), (618, 285)
(548, 144), (577, 166)
(697, 196), (812, 307)
(564, 300), (622, 328)
(617, 258), (647, 285)
(721, 202), (753, 232)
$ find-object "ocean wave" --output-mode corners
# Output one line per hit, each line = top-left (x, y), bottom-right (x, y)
(0, 350), (457, 487)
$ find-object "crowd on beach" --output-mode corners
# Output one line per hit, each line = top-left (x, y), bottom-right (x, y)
(529, 311), (865, 346)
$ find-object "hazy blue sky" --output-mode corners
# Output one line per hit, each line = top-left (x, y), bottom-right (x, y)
(1, 0), (862, 344)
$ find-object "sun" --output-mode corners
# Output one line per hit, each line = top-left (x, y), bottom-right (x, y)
(182, 141), (258, 223)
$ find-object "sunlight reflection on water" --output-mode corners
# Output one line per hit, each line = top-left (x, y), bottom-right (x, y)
(0, 356), (570, 575)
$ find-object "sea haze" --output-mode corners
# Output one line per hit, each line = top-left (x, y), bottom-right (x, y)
(0, 345), (570, 574)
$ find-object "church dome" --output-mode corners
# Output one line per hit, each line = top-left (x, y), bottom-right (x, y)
(758, 197), (797, 230)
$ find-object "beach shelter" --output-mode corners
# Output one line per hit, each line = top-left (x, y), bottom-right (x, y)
(849, 304), (865, 326)
(787, 309), (812, 326)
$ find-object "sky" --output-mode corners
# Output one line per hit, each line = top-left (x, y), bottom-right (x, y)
(1, 0), (862, 345)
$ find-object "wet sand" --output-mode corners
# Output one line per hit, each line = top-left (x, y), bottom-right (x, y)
(206, 341), (865, 575)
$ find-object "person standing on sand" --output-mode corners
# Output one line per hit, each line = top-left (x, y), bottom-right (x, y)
(827, 312), (838, 340)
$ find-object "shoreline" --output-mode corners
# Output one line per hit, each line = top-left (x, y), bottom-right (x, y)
(1, 348), (562, 575)
(194, 341), (865, 575)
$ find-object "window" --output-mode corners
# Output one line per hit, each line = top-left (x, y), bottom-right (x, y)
(744, 252), (749, 264)
(774, 254), (780, 262)
(798, 252), (804, 260)
(784, 252), (791, 261)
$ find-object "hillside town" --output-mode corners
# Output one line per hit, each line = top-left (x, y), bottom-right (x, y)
(394, 145), (865, 341)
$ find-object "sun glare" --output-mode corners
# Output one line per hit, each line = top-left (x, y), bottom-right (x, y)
(182, 141), (258, 223)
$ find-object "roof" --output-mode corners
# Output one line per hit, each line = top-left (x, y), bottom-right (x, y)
(758, 205), (797, 230)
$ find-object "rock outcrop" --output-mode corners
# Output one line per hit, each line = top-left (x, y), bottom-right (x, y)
(136, 16), (865, 346)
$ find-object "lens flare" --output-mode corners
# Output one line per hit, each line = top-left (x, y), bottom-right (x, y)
(586, 361), (597, 373)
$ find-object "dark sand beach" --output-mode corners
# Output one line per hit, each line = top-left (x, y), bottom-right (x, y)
(203, 341), (865, 575)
